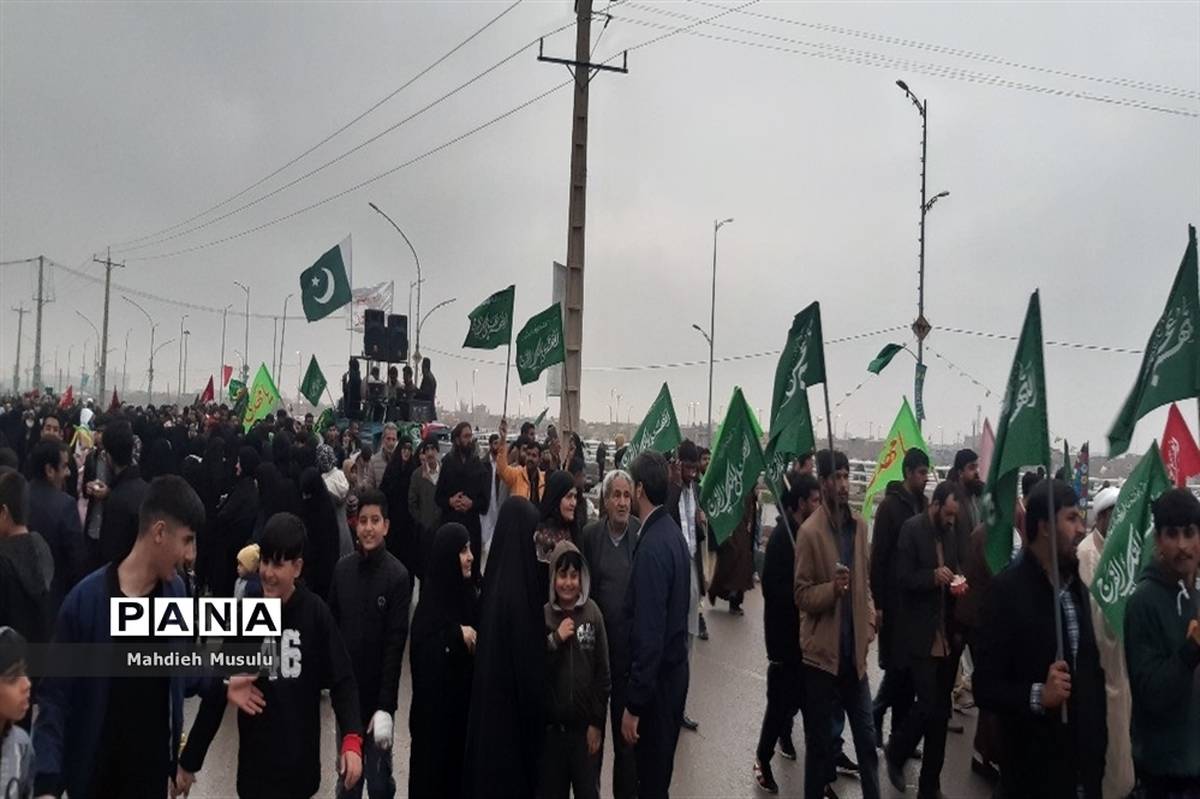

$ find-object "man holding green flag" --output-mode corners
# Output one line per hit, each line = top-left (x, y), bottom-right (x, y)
(981, 291), (1051, 575)
(1108, 225), (1199, 457)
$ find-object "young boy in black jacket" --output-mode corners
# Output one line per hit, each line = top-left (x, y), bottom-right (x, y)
(540, 541), (611, 799)
(178, 512), (364, 799)
(329, 488), (411, 799)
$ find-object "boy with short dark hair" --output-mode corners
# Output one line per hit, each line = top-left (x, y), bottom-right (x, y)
(328, 489), (411, 799)
(540, 541), (610, 799)
(0, 625), (34, 797)
(179, 512), (364, 799)
(32, 474), (207, 799)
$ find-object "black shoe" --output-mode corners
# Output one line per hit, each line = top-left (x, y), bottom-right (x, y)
(754, 759), (779, 794)
(778, 737), (797, 760)
(823, 785), (840, 799)
(970, 756), (1001, 784)
(681, 714), (699, 732)
(886, 757), (907, 792)
(730, 604), (745, 616)
(698, 613), (710, 640)
(835, 752), (859, 777)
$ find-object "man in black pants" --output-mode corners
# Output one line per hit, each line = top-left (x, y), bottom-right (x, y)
(886, 482), (965, 799)
(869, 448), (929, 748)
(754, 473), (822, 793)
(621, 451), (690, 799)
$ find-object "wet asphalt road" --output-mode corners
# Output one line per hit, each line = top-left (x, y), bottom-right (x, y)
(184, 586), (995, 799)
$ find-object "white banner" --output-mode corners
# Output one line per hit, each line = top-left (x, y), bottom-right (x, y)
(346, 281), (395, 333)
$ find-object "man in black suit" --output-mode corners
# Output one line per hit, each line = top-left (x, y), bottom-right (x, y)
(974, 479), (1107, 799)
(26, 440), (84, 614)
(885, 481), (965, 799)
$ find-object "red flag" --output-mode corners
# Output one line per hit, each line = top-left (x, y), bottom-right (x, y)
(221, 365), (233, 387)
(109, 387), (120, 413)
(199, 376), (215, 405)
(1161, 402), (1200, 487)
(59, 385), (74, 409)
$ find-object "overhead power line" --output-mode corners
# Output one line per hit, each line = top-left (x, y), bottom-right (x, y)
(689, 0), (1200, 101)
(122, 0), (761, 263)
(109, 0), (527, 252)
(610, 7), (1200, 118)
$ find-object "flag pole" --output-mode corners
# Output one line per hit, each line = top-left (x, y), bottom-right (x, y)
(1046, 465), (1068, 724)
(821, 380), (835, 453)
(502, 340), (512, 422)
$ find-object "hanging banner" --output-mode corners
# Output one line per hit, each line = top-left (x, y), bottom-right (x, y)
(346, 281), (395, 333)
(913, 362), (928, 423)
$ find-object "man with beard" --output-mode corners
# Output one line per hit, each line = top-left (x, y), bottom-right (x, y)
(886, 482), (967, 799)
(580, 469), (642, 799)
(869, 448), (929, 749)
(1124, 488), (1200, 799)
(435, 422), (489, 580)
(667, 440), (708, 727)
(496, 420), (546, 502)
(364, 423), (399, 491)
(947, 449), (984, 531)
(27, 439), (84, 614)
(974, 479), (1107, 799)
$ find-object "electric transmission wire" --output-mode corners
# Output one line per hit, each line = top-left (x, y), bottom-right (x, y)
(109, 0), (526, 253)
(611, 6), (1200, 118)
(689, 0), (1200, 101)
(122, 0), (761, 263)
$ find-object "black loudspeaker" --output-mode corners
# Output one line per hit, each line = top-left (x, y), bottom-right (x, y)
(386, 314), (409, 363)
(363, 309), (386, 360)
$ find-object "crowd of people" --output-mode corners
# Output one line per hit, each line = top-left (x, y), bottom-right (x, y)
(0, 391), (1197, 799)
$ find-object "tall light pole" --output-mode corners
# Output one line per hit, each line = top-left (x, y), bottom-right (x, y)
(123, 296), (158, 403)
(369, 202), (422, 367)
(74, 310), (101, 390)
(234, 282), (250, 382)
(220, 303), (232, 389)
(182, 329), (191, 399)
(277, 293), (293, 387)
(417, 298), (456, 359)
(408, 279), (423, 354)
(896, 79), (949, 425)
(150, 338), (174, 406)
(706, 218), (734, 446)
(122, 328), (131, 398)
(178, 313), (189, 400)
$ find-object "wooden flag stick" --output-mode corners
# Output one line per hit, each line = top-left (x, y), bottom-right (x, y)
(502, 340), (512, 422)
(821, 380), (835, 454)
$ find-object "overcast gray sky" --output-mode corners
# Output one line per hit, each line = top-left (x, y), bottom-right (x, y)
(2, 0), (1198, 455)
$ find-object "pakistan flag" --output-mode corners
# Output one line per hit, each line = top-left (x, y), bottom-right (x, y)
(463, 285), (515, 350)
(300, 236), (353, 322)
(515, 302), (565, 385)
(982, 291), (1051, 574)
(1090, 442), (1171, 641)
(701, 387), (767, 546)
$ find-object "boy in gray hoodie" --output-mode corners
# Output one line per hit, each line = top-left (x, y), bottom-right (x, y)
(541, 541), (611, 799)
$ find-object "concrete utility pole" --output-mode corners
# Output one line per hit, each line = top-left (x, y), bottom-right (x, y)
(234, 282), (251, 382)
(93, 248), (124, 396)
(539, 0), (627, 434)
(32, 256), (46, 390)
(10, 305), (28, 392)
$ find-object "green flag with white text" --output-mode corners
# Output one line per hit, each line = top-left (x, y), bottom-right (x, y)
(623, 383), (683, 469)
(300, 237), (353, 322)
(242, 364), (281, 432)
(701, 387), (767, 546)
(982, 291), (1051, 574)
(1107, 225), (1200, 457)
(299, 356), (326, 407)
(861, 398), (929, 524)
(516, 303), (565, 385)
(764, 303), (824, 486)
(1090, 442), (1171, 641)
(463, 285), (515, 350)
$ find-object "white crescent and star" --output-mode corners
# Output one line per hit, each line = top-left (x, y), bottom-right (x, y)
(312, 267), (336, 304)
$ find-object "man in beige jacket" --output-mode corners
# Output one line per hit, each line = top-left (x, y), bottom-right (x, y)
(795, 449), (881, 799)
(1076, 486), (1136, 799)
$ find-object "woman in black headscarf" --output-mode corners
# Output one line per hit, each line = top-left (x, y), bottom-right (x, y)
(297, 466), (341, 600)
(212, 446), (260, 596)
(380, 437), (418, 575)
(463, 497), (545, 798)
(409, 523), (479, 799)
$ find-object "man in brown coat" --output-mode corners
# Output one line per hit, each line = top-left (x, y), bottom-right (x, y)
(794, 449), (881, 799)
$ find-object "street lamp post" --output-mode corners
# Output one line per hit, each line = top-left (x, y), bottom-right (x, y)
(277, 293), (293, 387)
(220, 304), (232, 391)
(706, 218), (734, 446)
(417, 298), (456, 360)
(124, 296), (158, 403)
(178, 314), (189, 401)
(74, 311), (102, 390)
(369, 202), (422, 367)
(233, 282), (251, 382)
(896, 79), (949, 425)
(150, 339), (175, 406)
(122, 329), (131, 398)
(182, 330), (191, 399)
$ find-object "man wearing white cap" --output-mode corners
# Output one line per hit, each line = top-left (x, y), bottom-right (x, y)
(1076, 486), (1135, 799)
